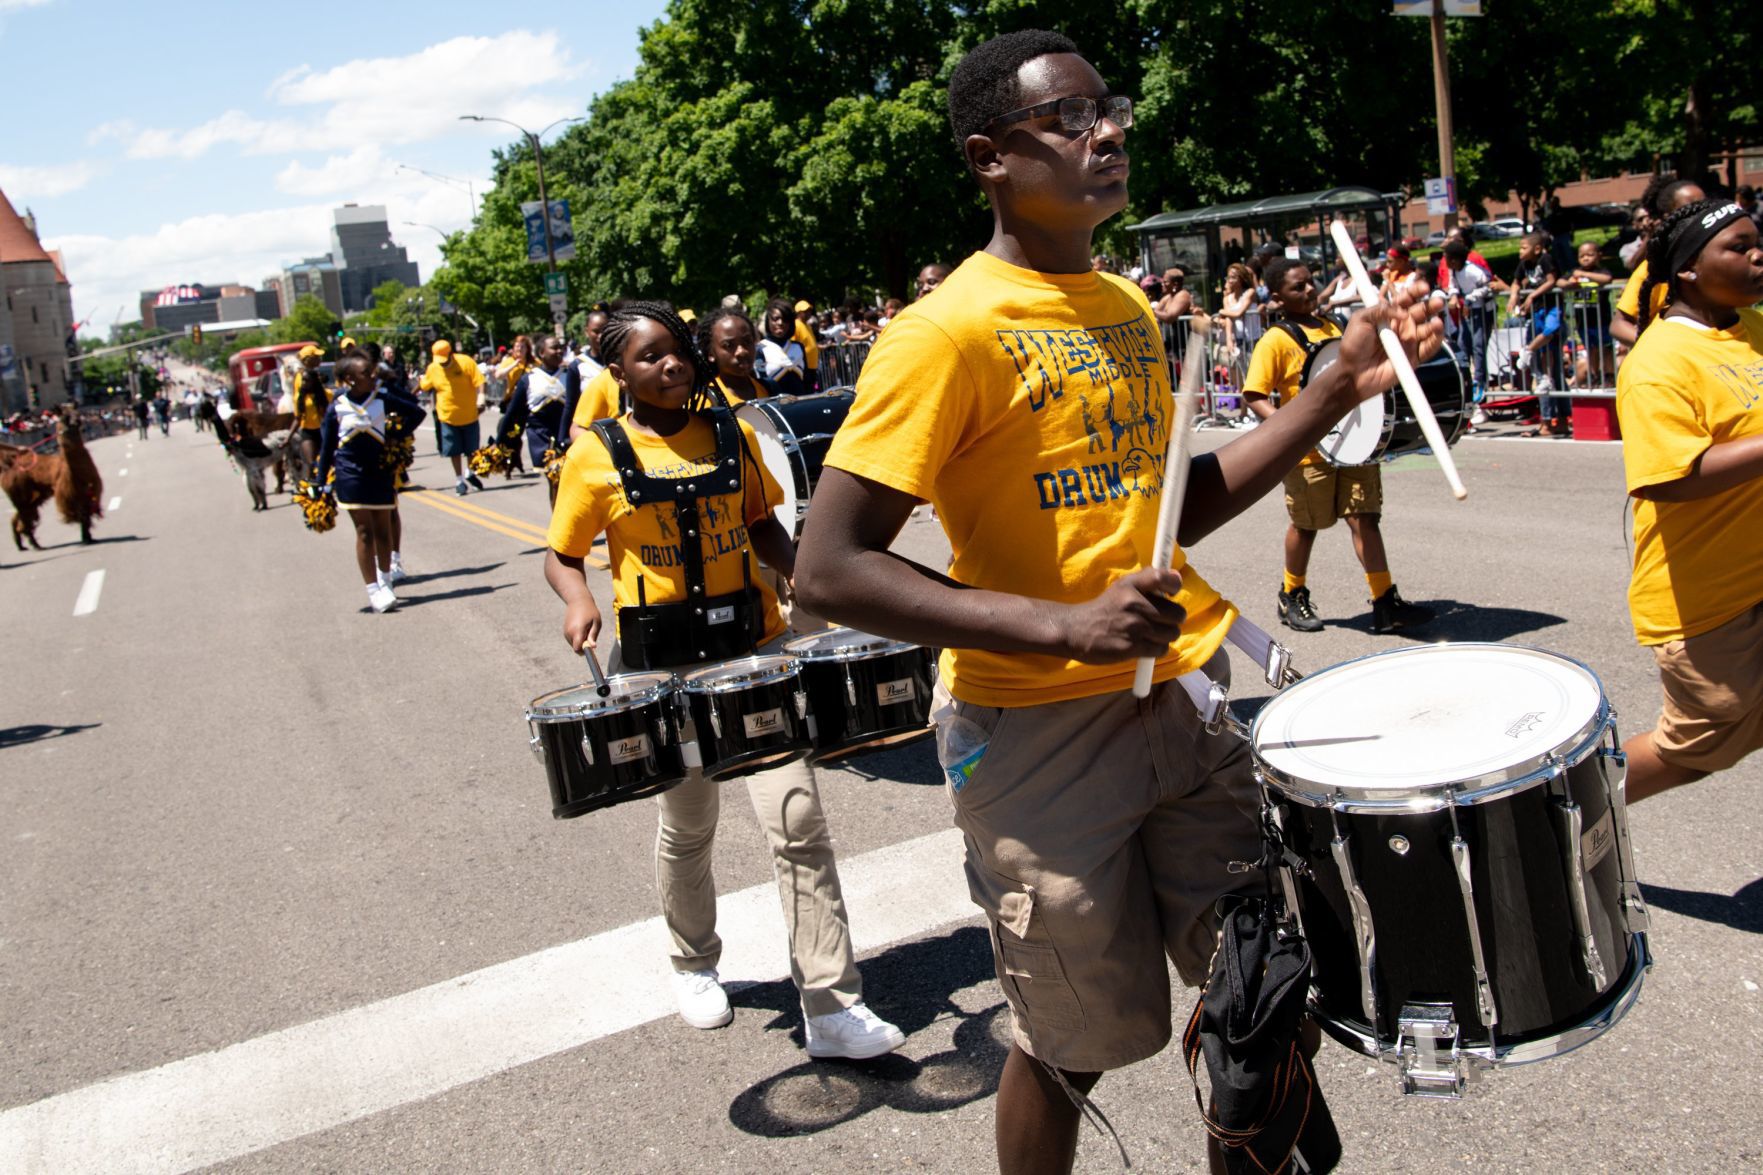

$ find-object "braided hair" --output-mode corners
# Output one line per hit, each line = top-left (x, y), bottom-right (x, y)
(1636, 197), (1725, 333)
(695, 304), (758, 379)
(599, 300), (717, 411)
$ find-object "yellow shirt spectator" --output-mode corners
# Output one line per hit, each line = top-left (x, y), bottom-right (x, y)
(570, 367), (622, 429)
(548, 413), (785, 644)
(420, 354), (484, 426)
(824, 249), (1235, 707)
(1243, 319), (1342, 468)
(1618, 308), (1763, 644)
(792, 318), (820, 373)
(292, 370), (333, 430)
(1617, 259), (1671, 321)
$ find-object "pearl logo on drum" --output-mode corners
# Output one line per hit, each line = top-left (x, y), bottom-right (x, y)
(1504, 711), (1545, 738)
(1581, 808), (1616, 872)
(742, 708), (785, 738)
(607, 733), (653, 766)
(877, 679), (916, 706)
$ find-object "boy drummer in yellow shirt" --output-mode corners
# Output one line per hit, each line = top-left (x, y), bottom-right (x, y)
(795, 30), (1438, 1174)
(1244, 257), (1433, 635)
(1614, 199), (1763, 803)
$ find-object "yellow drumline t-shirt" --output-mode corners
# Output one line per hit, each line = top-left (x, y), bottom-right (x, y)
(1617, 260), (1671, 321)
(293, 373), (333, 430)
(793, 318), (820, 372)
(1243, 319), (1342, 468)
(824, 249), (1236, 708)
(570, 367), (622, 430)
(419, 354), (484, 426)
(1617, 308), (1763, 644)
(548, 412), (786, 645)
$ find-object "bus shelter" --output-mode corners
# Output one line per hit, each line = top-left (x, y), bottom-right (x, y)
(1127, 186), (1403, 310)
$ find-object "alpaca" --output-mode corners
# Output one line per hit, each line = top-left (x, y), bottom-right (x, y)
(1, 403), (104, 549)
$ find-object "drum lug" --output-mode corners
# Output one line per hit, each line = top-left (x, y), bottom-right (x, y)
(1396, 1003), (1469, 1099)
(528, 726), (546, 763)
(844, 664), (857, 708)
(654, 715), (670, 748)
(795, 689), (810, 719)
(579, 735), (595, 766)
(1328, 830), (1379, 1029)
(708, 704), (722, 741)
(1595, 740), (1652, 936)
(1553, 798), (1610, 990)
(1448, 823), (1500, 1029)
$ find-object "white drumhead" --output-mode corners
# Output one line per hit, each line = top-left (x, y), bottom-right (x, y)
(1253, 645), (1603, 795)
(1306, 340), (1384, 465)
(734, 402), (799, 536)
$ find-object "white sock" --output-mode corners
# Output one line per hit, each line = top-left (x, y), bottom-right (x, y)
(390, 551), (403, 567)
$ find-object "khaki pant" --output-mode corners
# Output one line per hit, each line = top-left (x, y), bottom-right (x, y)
(613, 638), (862, 1017)
(1650, 598), (1763, 773)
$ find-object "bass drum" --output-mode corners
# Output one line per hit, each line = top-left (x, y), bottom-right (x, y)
(1309, 341), (1467, 466)
(735, 389), (855, 537)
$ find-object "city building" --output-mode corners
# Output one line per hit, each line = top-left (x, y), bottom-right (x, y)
(327, 204), (420, 313)
(0, 186), (76, 411)
(274, 258), (344, 319)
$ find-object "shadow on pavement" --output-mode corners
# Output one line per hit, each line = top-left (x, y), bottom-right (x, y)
(827, 737), (941, 787)
(394, 583), (518, 608)
(0, 722), (102, 750)
(398, 562), (505, 586)
(1641, 878), (1762, 935)
(1329, 597), (1566, 643)
(26, 533), (148, 552)
(727, 926), (1007, 1139)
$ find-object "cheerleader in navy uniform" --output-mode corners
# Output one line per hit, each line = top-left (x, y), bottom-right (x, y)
(495, 333), (579, 504)
(318, 350), (426, 613)
(544, 302), (904, 1058)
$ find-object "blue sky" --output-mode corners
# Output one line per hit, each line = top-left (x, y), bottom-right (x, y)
(0, 0), (669, 334)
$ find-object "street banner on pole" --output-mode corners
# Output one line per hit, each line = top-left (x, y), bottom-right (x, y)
(521, 199), (577, 264)
(1424, 176), (1457, 215)
(1393, 1), (1482, 13)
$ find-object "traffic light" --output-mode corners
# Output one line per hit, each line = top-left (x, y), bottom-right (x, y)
(191, 324), (204, 345)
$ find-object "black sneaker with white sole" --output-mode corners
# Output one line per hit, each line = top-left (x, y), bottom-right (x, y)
(1370, 585), (1434, 634)
(1277, 586), (1324, 632)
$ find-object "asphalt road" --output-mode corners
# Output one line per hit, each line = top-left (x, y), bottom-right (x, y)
(1, 409), (1758, 1173)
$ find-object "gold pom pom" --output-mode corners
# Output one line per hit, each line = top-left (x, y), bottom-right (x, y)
(541, 447), (565, 486)
(292, 481), (337, 533)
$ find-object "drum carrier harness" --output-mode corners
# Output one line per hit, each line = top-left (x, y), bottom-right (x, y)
(1269, 319), (1333, 406)
(592, 409), (764, 670)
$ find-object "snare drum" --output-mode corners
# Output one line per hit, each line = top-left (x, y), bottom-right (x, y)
(735, 390), (855, 536)
(1252, 643), (1650, 1097)
(1309, 341), (1467, 466)
(784, 627), (935, 760)
(526, 673), (687, 818)
(681, 655), (813, 780)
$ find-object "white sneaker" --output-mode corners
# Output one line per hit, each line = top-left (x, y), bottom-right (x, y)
(368, 583), (398, 613)
(671, 968), (733, 1029)
(388, 556), (408, 584)
(1471, 408), (1488, 426)
(804, 1002), (905, 1060)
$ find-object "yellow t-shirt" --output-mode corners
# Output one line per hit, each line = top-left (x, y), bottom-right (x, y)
(713, 374), (770, 404)
(824, 249), (1236, 707)
(792, 318), (820, 372)
(570, 367), (621, 429)
(419, 355), (484, 425)
(293, 371), (332, 430)
(548, 413), (786, 644)
(1243, 318), (1343, 468)
(1617, 260), (1671, 321)
(1617, 308), (1763, 644)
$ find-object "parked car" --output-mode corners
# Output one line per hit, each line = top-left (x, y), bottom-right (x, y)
(1425, 230), (1449, 246)
(1490, 217), (1528, 238)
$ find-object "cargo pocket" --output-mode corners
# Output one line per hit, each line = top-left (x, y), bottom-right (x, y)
(964, 857), (1086, 1031)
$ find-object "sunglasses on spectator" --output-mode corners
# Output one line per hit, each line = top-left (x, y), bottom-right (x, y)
(988, 94), (1134, 136)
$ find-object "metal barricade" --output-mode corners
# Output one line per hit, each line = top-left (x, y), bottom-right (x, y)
(818, 340), (873, 388)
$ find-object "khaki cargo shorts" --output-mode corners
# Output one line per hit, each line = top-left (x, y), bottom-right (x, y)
(1650, 600), (1763, 773)
(1284, 462), (1382, 530)
(933, 653), (1264, 1074)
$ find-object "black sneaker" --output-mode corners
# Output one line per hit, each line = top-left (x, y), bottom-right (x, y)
(466, 473), (485, 491)
(1370, 585), (1435, 634)
(1277, 586), (1324, 632)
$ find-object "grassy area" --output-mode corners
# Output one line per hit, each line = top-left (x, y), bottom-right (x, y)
(1461, 225), (1621, 270)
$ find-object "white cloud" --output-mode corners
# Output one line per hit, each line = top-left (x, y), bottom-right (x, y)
(274, 144), (390, 197)
(124, 110), (306, 161)
(0, 160), (100, 199)
(0, 0), (55, 10)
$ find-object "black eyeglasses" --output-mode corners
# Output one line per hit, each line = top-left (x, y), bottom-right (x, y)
(988, 94), (1133, 136)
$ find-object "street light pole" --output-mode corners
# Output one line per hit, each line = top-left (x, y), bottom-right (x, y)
(1430, 0), (1456, 207)
(458, 114), (586, 337)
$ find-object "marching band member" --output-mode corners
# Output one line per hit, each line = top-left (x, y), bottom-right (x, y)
(543, 302), (904, 1058)
(698, 305), (776, 403)
(1616, 199), (1763, 803)
(495, 334), (580, 503)
(291, 345), (332, 475)
(795, 31), (1436, 1173)
(318, 350), (426, 613)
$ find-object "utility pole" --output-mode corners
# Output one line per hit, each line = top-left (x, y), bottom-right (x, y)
(1430, 0), (1456, 204)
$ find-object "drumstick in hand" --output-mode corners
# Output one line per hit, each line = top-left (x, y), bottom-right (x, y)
(1134, 313), (1213, 699)
(1327, 219), (1468, 501)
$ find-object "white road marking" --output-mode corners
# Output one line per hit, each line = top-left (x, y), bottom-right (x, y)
(0, 827), (972, 1174)
(107, 497), (121, 512)
(71, 570), (105, 617)
(118, 468), (128, 477)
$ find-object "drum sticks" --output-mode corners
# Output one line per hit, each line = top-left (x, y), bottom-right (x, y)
(583, 647), (612, 698)
(1134, 313), (1212, 700)
(1327, 219), (1469, 501)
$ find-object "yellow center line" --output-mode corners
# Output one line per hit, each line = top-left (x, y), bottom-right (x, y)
(406, 491), (608, 568)
(421, 489), (552, 532)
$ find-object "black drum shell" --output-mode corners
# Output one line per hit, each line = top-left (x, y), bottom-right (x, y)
(798, 645), (935, 760)
(534, 699), (686, 819)
(685, 676), (812, 781)
(1378, 351), (1467, 461)
(1272, 755), (1631, 1049)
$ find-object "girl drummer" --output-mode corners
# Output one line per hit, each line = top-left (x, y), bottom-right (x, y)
(543, 301), (903, 1058)
(1616, 199), (1763, 802)
(317, 350), (427, 614)
(697, 306), (776, 403)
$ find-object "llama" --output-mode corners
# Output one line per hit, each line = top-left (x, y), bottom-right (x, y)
(1, 402), (104, 549)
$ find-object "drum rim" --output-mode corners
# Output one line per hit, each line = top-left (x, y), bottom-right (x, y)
(527, 672), (676, 720)
(682, 654), (801, 693)
(1250, 642), (1611, 811)
(784, 626), (920, 661)
(1316, 338), (1465, 468)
